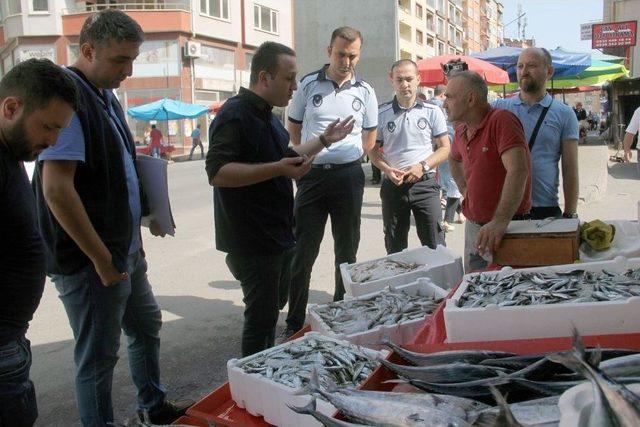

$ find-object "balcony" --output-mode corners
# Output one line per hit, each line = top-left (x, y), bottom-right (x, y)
(62, 2), (192, 35)
(399, 21), (412, 43)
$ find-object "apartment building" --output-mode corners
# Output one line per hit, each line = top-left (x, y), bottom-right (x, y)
(294, 0), (464, 101)
(0, 0), (293, 152)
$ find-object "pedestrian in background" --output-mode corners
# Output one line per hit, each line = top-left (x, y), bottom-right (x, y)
(149, 123), (163, 158)
(0, 58), (77, 427)
(189, 123), (203, 160)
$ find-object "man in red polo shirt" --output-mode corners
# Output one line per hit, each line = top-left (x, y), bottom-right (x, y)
(444, 71), (532, 272)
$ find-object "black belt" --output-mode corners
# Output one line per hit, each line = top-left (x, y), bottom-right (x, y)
(383, 171), (436, 182)
(311, 160), (360, 170)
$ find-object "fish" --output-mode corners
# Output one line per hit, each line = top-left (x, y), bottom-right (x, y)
(547, 330), (640, 427)
(349, 259), (423, 283)
(304, 370), (473, 426)
(378, 357), (509, 384)
(471, 386), (524, 427)
(480, 348), (636, 371)
(471, 396), (561, 426)
(287, 397), (368, 426)
(379, 337), (515, 367)
(390, 374), (511, 398)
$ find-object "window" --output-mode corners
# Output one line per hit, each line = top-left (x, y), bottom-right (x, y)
(426, 13), (434, 31)
(244, 52), (254, 71)
(415, 3), (423, 18)
(449, 24), (455, 41)
(426, 35), (434, 47)
(448, 3), (454, 19)
(416, 29), (423, 44)
(31, 0), (48, 12)
(437, 41), (444, 55)
(201, 0), (229, 20)
(8, 0), (22, 14)
(254, 4), (278, 34)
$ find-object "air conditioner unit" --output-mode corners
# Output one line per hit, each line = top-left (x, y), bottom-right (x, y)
(184, 41), (202, 58)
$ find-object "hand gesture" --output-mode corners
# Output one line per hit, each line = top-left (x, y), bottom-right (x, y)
(403, 163), (424, 184)
(385, 167), (406, 186)
(624, 148), (633, 163)
(94, 255), (128, 287)
(149, 218), (166, 238)
(323, 116), (356, 146)
(475, 220), (508, 257)
(279, 155), (314, 180)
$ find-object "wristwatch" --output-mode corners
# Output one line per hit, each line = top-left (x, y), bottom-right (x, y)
(419, 160), (431, 174)
(562, 212), (578, 219)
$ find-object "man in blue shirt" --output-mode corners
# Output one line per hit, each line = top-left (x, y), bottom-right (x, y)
(493, 47), (579, 220)
(34, 10), (192, 426)
(189, 123), (203, 160)
(285, 27), (378, 338)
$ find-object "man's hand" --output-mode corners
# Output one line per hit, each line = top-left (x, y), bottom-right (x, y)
(149, 218), (166, 238)
(403, 163), (424, 184)
(475, 220), (509, 256)
(94, 256), (128, 287)
(385, 167), (406, 186)
(624, 148), (633, 163)
(323, 116), (356, 145)
(279, 155), (314, 180)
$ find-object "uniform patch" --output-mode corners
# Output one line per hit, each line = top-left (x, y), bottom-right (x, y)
(352, 98), (363, 111)
(312, 94), (323, 107)
(417, 117), (428, 130)
(387, 121), (396, 133)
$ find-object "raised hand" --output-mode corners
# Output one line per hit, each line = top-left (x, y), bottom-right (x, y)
(323, 116), (356, 145)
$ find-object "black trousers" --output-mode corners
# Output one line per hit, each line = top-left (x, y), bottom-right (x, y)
(189, 138), (204, 159)
(226, 249), (293, 357)
(371, 163), (381, 182)
(444, 197), (461, 223)
(381, 176), (445, 254)
(530, 205), (562, 220)
(286, 164), (364, 331)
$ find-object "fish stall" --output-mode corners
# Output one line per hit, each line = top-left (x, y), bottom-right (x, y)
(176, 220), (640, 427)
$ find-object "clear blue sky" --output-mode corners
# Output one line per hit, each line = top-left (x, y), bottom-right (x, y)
(499, 0), (603, 53)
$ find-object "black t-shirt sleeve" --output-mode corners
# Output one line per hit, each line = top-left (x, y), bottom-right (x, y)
(205, 120), (244, 181)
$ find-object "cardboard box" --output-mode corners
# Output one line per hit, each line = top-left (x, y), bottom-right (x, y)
(308, 278), (448, 350)
(340, 245), (463, 297)
(443, 256), (640, 343)
(494, 219), (580, 267)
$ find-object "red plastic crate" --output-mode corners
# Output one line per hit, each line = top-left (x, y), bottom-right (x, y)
(173, 415), (210, 426)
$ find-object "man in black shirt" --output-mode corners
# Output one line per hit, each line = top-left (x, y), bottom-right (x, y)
(206, 42), (354, 356)
(0, 59), (77, 427)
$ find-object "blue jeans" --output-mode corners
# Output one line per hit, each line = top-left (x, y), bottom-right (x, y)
(0, 337), (37, 426)
(52, 251), (165, 427)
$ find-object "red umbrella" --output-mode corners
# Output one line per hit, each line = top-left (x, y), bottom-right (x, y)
(416, 55), (510, 87)
(208, 100), (226, 113)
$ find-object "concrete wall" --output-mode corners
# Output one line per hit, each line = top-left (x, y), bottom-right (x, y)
(293, 0), (398, 102)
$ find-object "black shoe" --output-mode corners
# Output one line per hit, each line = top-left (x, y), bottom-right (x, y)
(140, 398), (195, 425)
(370, 179), (380, 185)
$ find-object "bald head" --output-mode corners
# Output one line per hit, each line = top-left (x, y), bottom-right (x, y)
(449, 71), (488, 102)
(517, 47), (554, 94)
(520, 47), (552, 68)
(443, 71), (489, 123)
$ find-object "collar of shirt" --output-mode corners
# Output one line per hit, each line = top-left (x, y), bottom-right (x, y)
(67, 66), (108, 105)
(238, 87), (273, 121)
(459, 107), (495, 142)
(514, 91), (553, 109)
(392, 97), (423, 114)
(317, 64), (362, 90)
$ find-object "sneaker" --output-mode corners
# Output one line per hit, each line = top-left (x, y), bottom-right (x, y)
(140, 399), (195, 425)
(443, 222), (455, 233)
(276, 326), (298, 345)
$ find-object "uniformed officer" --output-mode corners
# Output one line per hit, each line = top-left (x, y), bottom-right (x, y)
(284, 26), (378, 338)
(370, 59), (450, 254)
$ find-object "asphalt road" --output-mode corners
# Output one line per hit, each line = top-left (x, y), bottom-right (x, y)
(28, 149), (640, 425)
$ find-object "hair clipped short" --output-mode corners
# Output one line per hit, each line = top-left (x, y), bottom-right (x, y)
(79, 9), (144, 48)
(249, 42), (295, 86)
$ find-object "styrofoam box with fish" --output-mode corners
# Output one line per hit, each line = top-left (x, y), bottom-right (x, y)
(340, 245), (464, 297)
(226, 332), (387, 427)
(444, 256), (640, 343)
(308, 278), (448, 350)
(558, 381), (640, 426)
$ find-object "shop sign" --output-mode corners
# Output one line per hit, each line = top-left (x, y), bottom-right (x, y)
(592, 21), (637, 48)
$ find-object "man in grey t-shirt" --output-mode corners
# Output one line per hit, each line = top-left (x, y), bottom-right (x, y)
(370, 60), (450, 253)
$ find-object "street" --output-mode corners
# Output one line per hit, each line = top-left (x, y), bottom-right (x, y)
(29, 147), (640, 425)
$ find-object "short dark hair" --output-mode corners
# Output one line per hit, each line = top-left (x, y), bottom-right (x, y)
(390, 59), (418, 73)
(449, 70), (488, 102)
(330, 26), (363, 46)
(79, 9), (144, 48)
(0, 59), (78, 115)
(151, 124), (156, 129)
(434, 84), (447, 96)
(249, 41), (295, 86)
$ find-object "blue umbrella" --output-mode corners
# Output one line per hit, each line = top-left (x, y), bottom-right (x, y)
(127, 98), (209, 121)
(471, 46), (591, 82)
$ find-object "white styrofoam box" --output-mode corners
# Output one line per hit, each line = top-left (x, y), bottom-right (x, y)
(308, 278), (448, 350)
(340, 245), (464, 297)
(443, 256), (640, 343)
(558, 382), (640, 427)
(227, 332), (387, 427)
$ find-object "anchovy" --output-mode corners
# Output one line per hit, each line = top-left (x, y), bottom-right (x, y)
(349, 259), (423, 283)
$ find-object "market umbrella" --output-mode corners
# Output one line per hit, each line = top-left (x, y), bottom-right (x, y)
(127, 98), (209, 121)
(416, 54), (510, 86)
